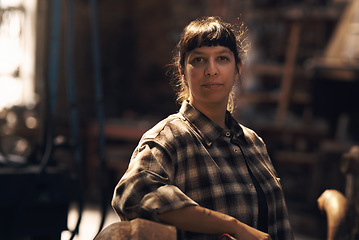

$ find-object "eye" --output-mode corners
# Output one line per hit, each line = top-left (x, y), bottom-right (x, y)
(193, 57), (203, 63)
(219, 56), (230, 61)
(189, 57), (206, 66)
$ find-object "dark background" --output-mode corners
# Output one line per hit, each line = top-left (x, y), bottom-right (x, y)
(1, 0), (358, 239)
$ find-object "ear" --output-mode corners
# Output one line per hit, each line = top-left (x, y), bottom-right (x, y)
(178, 66), (187, 82)
(235, 63), (242, 81)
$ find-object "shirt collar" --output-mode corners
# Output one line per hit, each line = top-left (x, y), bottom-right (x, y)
(225, 111), (244, 141)
(179, 101), (243, 146)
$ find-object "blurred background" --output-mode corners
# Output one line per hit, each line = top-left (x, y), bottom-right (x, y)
(0, 0), (358, 239)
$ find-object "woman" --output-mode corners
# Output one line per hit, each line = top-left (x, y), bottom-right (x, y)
(112, 16), (293, 240)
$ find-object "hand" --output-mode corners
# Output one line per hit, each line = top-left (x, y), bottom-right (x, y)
(233, 222), (272, 240)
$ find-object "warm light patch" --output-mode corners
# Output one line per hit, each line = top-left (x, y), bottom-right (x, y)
(0, 0), (36, 111)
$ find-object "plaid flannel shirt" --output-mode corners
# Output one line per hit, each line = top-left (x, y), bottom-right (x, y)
(112, 101), (293, 240)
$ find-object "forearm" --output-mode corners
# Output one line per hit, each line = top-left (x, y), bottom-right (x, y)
(157, 205), (239, 235)
(157, 205), (272, 240)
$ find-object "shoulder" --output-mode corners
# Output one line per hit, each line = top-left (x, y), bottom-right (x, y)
(240, 124), (265, 145)
(140, 113), (193, 146)
(240, 124), (260, 139)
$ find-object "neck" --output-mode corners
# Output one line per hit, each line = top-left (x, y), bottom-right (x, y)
(190, 101), (227, 129)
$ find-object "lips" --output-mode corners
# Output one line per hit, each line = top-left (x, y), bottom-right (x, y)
(202, 83), (223, 89)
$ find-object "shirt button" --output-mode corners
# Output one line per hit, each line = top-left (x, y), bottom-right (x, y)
(225, 132), (230, 137)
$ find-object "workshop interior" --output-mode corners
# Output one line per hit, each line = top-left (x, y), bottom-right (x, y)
(0, 0), (358, 239)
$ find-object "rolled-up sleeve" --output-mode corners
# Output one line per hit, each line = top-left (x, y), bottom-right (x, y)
(111, 140), (198, 222)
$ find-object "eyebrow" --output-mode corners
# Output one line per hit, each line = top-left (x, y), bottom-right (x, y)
(189, 48), (233, 56)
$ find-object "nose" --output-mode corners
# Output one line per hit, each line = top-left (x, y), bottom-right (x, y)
(204, 59), (218, 76)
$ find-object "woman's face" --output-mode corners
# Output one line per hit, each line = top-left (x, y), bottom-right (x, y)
(181, 45), (240, 110)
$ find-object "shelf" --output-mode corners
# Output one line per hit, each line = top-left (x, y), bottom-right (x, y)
(241, 3), (345, 125)
(248, 63), (284, 77)
(249, 63), (308, 79)
(240, 92), (310, 104)
(240, 92), (279, 103)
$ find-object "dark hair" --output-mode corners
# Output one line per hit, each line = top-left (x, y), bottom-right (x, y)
(171, 16), (248, 112)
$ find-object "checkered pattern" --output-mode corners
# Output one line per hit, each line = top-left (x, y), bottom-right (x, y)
(112, 101), (293, 240)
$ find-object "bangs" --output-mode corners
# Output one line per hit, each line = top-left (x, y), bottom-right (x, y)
(186, 27), (236, 53)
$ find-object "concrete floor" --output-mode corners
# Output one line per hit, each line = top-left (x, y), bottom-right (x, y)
(61, 203), (118, 240)
(61, 203), (323, 240)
